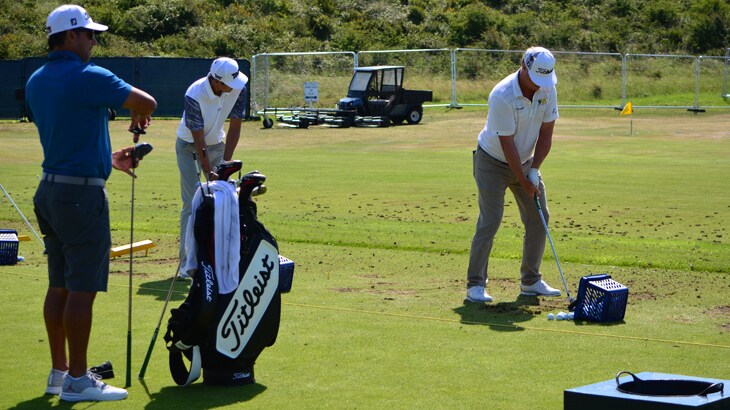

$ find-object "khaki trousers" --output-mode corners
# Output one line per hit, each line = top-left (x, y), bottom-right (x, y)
(466, 147), (548, 288)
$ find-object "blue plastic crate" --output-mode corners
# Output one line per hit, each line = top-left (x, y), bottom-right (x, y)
(278, 255), (295, 293)
(574, 274), (628, 323)
(0, 229), (19, 266)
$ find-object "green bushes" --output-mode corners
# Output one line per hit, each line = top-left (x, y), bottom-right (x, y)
(1, 0), (729, 59)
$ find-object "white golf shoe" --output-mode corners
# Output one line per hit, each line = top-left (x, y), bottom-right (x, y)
(465, 286), (493, 303)
(60, 371), (128, 402)
(520, 279), (562, 297)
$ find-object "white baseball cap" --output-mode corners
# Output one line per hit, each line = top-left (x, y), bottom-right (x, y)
(46, 5), (108, 36)
(210, 58), (248, 90)
(523, 47), (557, 88)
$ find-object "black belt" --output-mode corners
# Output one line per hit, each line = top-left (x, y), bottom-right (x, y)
(42, 172), (105, 187)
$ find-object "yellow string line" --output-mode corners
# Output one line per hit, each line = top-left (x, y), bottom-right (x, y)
(283, 302), (730, 350)
(12, 272), (728, 350)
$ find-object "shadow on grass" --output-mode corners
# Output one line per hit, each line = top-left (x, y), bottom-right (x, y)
(8, 395), (59, 409)
(7, 382), (267, 409)
(452, 294), (540, 331)
(142, 380), (267, 409)
(137, 277), (190, 302)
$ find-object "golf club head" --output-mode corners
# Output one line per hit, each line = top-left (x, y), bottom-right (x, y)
(239, 170), (266, 199)
(252, 185), (267, 197)
(133, 142), (153, 160)
(215, 160), (243, 182)
(89, 361), (115, 380)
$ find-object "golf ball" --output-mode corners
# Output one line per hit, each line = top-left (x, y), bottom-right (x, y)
(556, 312), (566, 320)
(17, 255), (25, 262)
(547, 313), (555, 320)
(567, 312), (575, 320)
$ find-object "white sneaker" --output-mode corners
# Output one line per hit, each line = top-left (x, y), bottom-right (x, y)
(520, 280), (562, 297)
(60, 371), (128, 402)
(465, 286), (493, 303)
(45, 368), (67, 395)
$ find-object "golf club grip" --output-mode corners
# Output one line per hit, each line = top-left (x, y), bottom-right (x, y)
(138, 328), (158, 379)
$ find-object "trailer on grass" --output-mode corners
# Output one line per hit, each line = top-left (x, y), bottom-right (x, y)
(260, 65), (432, 128)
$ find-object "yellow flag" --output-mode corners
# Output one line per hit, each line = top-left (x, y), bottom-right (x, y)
(619, 101), (633, 116)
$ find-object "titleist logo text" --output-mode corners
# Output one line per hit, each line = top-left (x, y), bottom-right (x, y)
(219, 254), (274, 351)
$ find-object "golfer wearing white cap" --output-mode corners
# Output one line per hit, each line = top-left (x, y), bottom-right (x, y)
(175, 57), (249, 268)
(465, 46), (560, 303)
(27, 4), (157, 402)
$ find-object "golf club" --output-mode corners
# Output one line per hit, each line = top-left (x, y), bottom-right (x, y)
(0, 183), (44, 247)
(138, 259), (182, 380)
(533, 195), (577, 310)
(126, 142), (153, 388)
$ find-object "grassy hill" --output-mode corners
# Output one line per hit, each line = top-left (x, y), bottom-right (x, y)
(1, 0), (729, 60)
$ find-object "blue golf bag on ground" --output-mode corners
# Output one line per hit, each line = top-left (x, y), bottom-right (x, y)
(164, 164), (281, 386)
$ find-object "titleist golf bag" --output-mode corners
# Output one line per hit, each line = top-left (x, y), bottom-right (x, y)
(164, 163), (281, 386)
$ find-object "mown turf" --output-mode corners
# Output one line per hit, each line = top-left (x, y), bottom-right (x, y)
(0, 108), (728, 409)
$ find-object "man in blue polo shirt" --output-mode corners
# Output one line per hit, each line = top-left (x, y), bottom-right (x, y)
(26, 4), (157, 402)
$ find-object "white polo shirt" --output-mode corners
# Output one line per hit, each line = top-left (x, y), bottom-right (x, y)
(176, 76), (246, 146)
(478, 70), (558, 164)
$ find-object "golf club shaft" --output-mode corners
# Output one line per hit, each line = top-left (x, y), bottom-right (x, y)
(126, 169), (135, 388)
(139, 260), (182, 379)
(534, 196), (574, 302)
(0, 183), (45, 247)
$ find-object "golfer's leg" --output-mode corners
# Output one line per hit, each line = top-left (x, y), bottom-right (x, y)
(207, 142), (226, 170)
(35, 183), (70, 371)
(64, 291), (96, 377)
(466, 149), (508, 288)
(512, 181), (548, 285)
(44, 287), (69, 371)
(176, 139), (199, 261)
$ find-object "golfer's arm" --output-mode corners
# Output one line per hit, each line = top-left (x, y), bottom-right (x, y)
(190, 129), (211, 174)
(531, 120), (555, 169)
(499, 135), (532, 190)
(122, 87), (157, 117)
(223, 118), (242, 162)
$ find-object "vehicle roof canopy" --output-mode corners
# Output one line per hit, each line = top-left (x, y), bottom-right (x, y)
(354, 66), (404, 72)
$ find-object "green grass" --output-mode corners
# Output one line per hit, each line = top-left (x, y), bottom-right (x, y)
(1, 108), (729, 409)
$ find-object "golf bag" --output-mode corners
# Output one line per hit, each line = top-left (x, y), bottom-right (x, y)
(164, 168), (281, 386)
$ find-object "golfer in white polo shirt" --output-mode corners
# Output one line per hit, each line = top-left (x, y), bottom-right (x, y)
(465, 47), (562, 303)
(176, 57), (248, 268)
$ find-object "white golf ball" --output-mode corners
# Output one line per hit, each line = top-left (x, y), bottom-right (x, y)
(567, 312), (575, 320)
(547, 313), (555, 320)
(556, 312), (566, 320)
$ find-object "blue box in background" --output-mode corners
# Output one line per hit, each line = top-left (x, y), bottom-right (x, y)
(278, 255), (295, 293)
(0, 229), (19, 266)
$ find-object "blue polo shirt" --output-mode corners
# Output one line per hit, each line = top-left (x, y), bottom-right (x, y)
(26, 51), (132, 179)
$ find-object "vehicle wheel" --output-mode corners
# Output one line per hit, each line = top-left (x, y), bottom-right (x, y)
(262, 117), (274, 129)
(406, 106), (423, 124)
